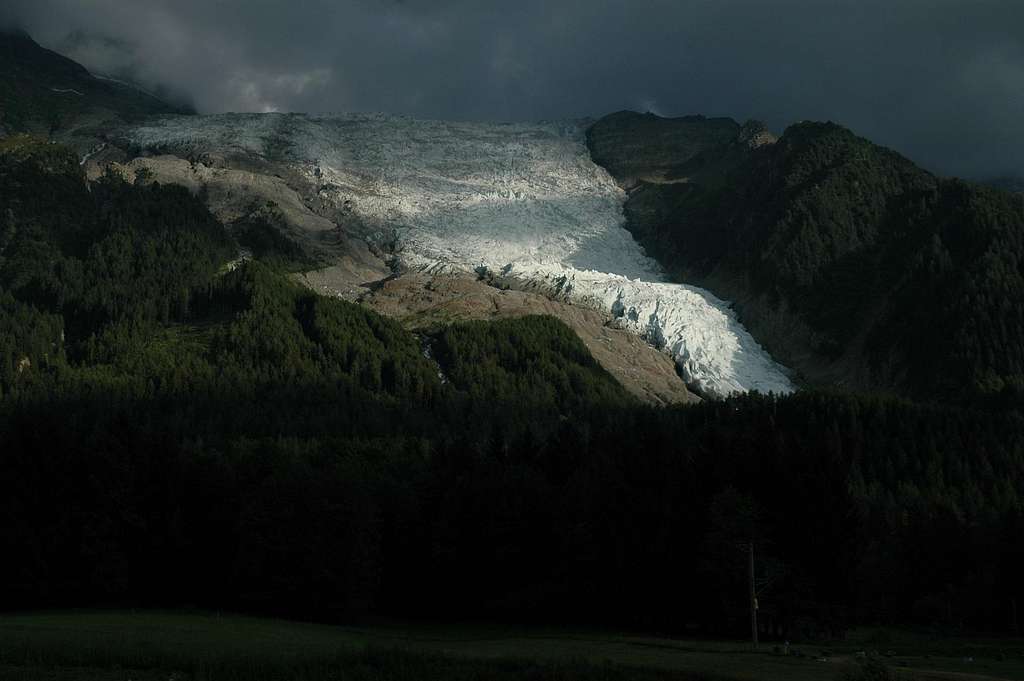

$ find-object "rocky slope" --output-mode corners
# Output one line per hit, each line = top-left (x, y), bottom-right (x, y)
(357, 271), (698, 404)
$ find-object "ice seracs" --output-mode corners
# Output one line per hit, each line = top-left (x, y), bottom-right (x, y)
(125, 113), (794, 398)
(502, 264), (792, 397)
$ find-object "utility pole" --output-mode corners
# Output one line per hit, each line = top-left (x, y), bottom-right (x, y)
(749, 541), (758, 649)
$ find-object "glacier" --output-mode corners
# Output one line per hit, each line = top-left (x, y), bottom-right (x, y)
(122, 112), (794, 398)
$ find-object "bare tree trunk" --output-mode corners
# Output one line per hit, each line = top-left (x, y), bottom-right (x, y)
(749, 542), (758, 649)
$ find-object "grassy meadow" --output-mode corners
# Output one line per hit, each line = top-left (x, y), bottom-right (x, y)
(1, 611), (1023, 680)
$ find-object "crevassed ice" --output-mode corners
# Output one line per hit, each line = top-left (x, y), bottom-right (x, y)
(125, 113), (794, 398)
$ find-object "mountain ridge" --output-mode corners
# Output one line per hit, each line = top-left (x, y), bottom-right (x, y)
(588, 111), (1024, 401)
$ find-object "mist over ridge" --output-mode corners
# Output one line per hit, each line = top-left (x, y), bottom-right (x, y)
(2, 0), (1022, 179)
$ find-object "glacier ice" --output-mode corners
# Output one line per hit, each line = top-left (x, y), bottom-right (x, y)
(124, 113), (794, 398)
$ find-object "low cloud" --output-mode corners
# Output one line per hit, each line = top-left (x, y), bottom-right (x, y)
(2, 0), (1022, 177)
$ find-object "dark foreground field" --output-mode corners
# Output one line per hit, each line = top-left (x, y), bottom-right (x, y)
(1, 612), (1023, 681)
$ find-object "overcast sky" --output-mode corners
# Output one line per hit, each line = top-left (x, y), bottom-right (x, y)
(3, 0), (1022, 178)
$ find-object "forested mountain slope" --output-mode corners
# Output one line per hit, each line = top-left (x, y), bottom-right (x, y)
(3, 36), (1024, 637)
(2, 136), (1024, 635)
(590, 112), (1024, 401)
(0, 135), (625, 409)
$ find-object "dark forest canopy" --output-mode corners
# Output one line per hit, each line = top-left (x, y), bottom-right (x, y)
(2, 136), (1024, 639)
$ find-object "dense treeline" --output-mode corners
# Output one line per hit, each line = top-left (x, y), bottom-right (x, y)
(5, 384), (1024, 636)
(230, 202), (323, 271)
(0, 135), (235, 379)
(2, 137), (1024, 639)
(604, 119), (1024, 401)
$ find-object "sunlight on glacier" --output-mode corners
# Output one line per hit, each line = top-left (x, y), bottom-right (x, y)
(124, 112), (794, 398)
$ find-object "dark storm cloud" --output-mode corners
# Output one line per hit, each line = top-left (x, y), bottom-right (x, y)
(3, 0), (1022, 177)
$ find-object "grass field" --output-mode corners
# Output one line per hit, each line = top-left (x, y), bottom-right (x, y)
(1, 611), (1023, 680)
